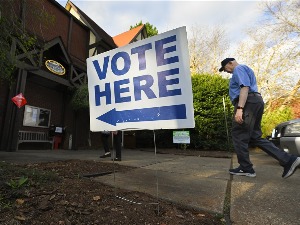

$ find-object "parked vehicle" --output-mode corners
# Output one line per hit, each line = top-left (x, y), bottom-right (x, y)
(268, 118), (300, 156)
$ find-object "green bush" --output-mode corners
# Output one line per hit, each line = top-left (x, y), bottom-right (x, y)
(191, 74), (233, 151)
(261, 107), (292, 137)
(70, 84), (89, 110)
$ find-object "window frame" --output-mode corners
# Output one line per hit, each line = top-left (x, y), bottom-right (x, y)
(23, 105), (51, 128)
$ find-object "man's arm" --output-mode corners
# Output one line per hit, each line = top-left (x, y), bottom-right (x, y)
(238, 86), (249, 108)
(235, 86), (249, 124)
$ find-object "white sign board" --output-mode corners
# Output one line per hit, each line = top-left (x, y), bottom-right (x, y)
(173, 131), (190, 144)
(87, 26), (195, 131)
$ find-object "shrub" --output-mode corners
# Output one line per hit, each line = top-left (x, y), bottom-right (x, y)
(261, 107), (293, 137)
(191, 74), (233, 151)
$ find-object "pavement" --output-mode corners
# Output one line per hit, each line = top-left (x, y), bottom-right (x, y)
(1, 148), (300, 224)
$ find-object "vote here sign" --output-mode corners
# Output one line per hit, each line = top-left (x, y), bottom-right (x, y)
(86, 26), (195, 131)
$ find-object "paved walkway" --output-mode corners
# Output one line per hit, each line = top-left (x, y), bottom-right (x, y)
(1, 149), (299, 224)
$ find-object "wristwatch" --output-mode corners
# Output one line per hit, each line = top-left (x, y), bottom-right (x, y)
(237, 106), (244, 109)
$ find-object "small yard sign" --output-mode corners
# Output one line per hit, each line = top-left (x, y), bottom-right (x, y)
(173, 131), (190, 144)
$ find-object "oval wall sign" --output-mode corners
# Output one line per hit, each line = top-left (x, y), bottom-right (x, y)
(45, 60), (66, 75)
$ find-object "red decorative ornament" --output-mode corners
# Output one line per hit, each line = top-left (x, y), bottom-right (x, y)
(12, 93), (27, 108)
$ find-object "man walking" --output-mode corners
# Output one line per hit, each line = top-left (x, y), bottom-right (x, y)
(219, 58), (300, 178)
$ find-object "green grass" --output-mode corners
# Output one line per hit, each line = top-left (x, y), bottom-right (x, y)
(0, 162), (60, 210)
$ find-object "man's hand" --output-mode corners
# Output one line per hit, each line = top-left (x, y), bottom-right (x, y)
(235, 109), (243, 124)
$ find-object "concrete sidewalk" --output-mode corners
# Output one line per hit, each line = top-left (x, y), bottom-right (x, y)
(1, 149), (299, 224)
(230, 152), (300, 225)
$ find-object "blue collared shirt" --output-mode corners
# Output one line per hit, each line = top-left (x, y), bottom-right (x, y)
(229, 64), (258, 103)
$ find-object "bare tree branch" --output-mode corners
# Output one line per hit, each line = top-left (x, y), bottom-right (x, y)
(235, 0), (300, 113)
(188, 25), (229, 75)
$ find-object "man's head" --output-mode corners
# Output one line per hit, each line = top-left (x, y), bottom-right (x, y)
(219, 58), (236, 73)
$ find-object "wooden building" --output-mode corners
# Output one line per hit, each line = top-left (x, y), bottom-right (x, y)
(0, 0), (147, 151)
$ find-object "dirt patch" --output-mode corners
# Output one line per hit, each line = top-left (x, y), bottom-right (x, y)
(0, 151), (228, 225)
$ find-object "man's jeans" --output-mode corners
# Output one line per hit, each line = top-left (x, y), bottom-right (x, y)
(231, 94), (291, 171)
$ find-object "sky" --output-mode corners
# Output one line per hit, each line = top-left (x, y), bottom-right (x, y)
(56, 0), (266, 49)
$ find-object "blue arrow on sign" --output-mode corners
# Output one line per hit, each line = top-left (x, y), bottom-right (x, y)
(96, 104), (187, 126)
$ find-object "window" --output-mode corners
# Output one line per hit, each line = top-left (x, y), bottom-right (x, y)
(284, 122), (300, 137)
(23, 105), (51, 128)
